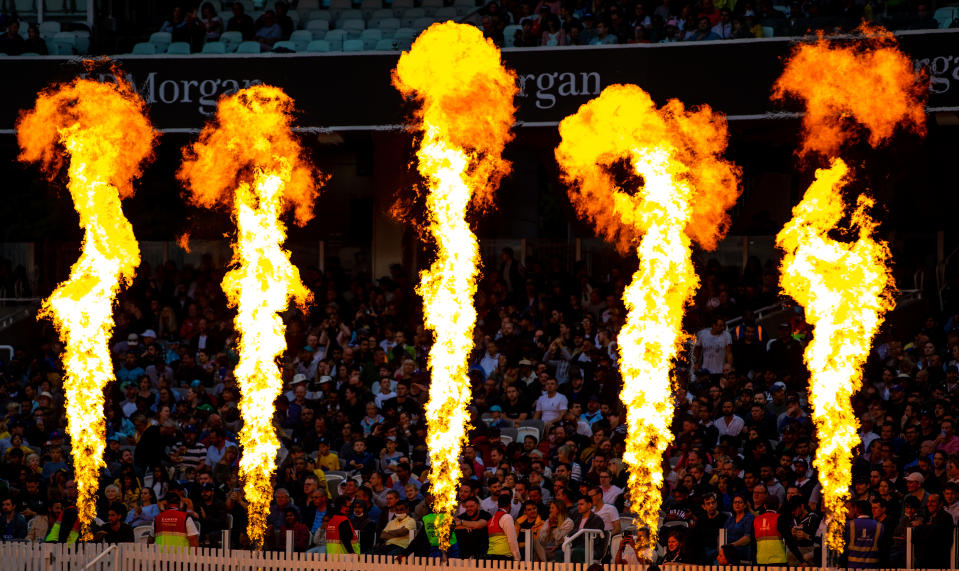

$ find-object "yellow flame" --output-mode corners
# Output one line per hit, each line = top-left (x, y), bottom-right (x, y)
(772, 27), (925, 551)
(556, 84), (739, 549)
(178, 86), (321, 548)
(17, 76), (157, 539)
(776, 159), (893, 550)
(392, 22), (516, 550)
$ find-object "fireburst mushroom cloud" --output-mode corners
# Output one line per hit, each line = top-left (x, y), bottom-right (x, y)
(17, 76), (157, 540)
(771, 25), (926, 552)
(178, 85), (324, 549)
(392, 21), (517, 551)
(555, 84), (740, 550)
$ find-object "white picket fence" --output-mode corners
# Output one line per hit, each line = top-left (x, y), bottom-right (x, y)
(0, 542), (814, 571)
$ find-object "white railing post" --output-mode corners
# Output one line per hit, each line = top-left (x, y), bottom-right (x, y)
(718, 528), (726, 549)
(286, 529), (294, 555)
(523, 528), (532, 561)
(222, 529), (231, 551)
(820, 536), (827, 570)
(907, 526), (914, 569)
(952, 527), (957, 571)
(584, 531), (593, 564)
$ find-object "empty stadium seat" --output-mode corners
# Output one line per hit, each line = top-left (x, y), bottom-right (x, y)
(374, 38), (397, 50)
(421, 0), (443, 16)
(934, 6), (958, 27)
(38, 21), (61, 36)
(324, 29), (347, 49)
(236, 40), (261, 53)
(401, 7), (425, 25)
(503, 23), (520, 46)
(297, 0), (321, 18)
(342, 38), (364, 51)
(391, 0), (414, 9)
(148, 31), (172, 52)
(411, 17), (436, 29)
(220, 30), (243, 51)
(392, 27), (416, 43)
(131, 42), (158, 54)
(762, 26), (774, 37)
(336, 9), (364, 22)
(308, 9), (332, 20)
(45, 0), (65, 11)
(74, 30), (90, 54)
(306, 19), (330, 37)
(338, 18), (365, 38)
(201, 41), (227, 53)
(272, 40), (297, 51)
(454, 0), (477, 16)
(166, 42), (191, 54)
(434, 7), (457, 20)
(368, 8), (395, 22)
(289, 30), (313, 50)
(359, 28), (382, 49)
(305, 39), (332, 52)
(374, 17), (401, 32)
(360, 0), (382, 17)
(51, 31), (76, 55)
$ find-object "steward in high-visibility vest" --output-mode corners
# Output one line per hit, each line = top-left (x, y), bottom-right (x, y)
(754, 498), (787, 564)
(152, 493), (198, 548)
(326, 496), (359, 555)
(49, 479), (81, 543)
(486, 493), (519, 561)
(846, 500), (885, 568)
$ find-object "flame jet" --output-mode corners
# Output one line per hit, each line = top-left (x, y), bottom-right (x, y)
(772, 26), (925, 551)
(556, 84), (740, 549)
(392, 22), (517, 550)
(178, 86), (322, 548)
(17, 77), (157, 539)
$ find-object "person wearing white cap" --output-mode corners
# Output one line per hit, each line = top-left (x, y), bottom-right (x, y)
(904, 472), (930, 509)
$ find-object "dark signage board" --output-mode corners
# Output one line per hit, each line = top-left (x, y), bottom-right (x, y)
(1, 29), (957, 133)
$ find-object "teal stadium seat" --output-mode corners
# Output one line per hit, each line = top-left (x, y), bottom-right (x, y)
(131, 42), (158, 54)
(305, 39), (331, 52)
(166, 42), (191, 54)
(236, 41), (261, 53)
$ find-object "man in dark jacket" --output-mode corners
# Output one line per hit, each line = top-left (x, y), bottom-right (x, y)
(566, 497), (604, 562)
(916, 493), (955, 568)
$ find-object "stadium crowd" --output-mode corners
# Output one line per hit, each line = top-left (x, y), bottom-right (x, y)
(0, 248), (956, 567)
(0, 0), (954, 56)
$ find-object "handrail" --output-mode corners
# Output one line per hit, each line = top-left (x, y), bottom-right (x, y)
(83, 544), (117, 570)
(724, 301), (786, 328)
(561, 528), (602, 564)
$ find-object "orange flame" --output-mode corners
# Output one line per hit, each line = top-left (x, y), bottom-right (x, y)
(178, 85), (321, 548)
(556, 84), (739, 549)
(392, 22), (516, 550)
(177, 232), (191, 253)
(772, 25), (926, 159)
(772, 25), (925, 551)
(17, 76), (157, 539)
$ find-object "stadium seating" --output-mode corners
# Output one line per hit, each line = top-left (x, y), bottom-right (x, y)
(273, 40), (298, 51)
(374, 17), (401, 33)
(148, 31), (171, 52)
(131, 42), (158, 54)
(201, 41), (227, 54)
(51, 31), (76, 55)
(411, 16), (436, 30)
(368, 8), (396, 23)
(305, 39), (332, 52)
(325, 29), (347, 50)
(374, 38), (397, 50)
(434, 7), (457, 21)
(236, 41), (261, 53)
(289, 30), (314, 51)
(392, 27), (416, 44)
(421, 0), (443, 16)
(166, 42), (191, 54)
(401, 7), (425, 26)
(454, 0), (477, 16)
(74, 30), (90, 53)
(306, 19), (331, 37)
(220, 31), (244, 52)
(342, 38), (364, 51)
(338, 18), (366, 37)
(503, 24), (520, 46)
(38, 21), (61, 36)
(337, 9), (365, 23)
(360, 28), (383, 49)
(935, 6), (958, 27)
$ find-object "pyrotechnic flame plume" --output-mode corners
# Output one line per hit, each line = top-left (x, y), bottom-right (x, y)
(178, 85), (321, 548)
(772, 25), (926, 159)
(556, 84), (740, 549)
(392, 21), (517, 550)
(17, 77), (157, 539)
(772, 25), (925, 551)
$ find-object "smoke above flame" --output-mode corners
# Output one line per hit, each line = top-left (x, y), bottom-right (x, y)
(392, 22), (517, 550)
(772, 25), (925, 551)
(178, 85), (321, 548)
(17, 76), (157, 539)
(772, 25), (926, 159)
(556, 84), (739, 549)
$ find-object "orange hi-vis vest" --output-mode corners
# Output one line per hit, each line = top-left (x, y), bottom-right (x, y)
(154, 509), (190, 547)
(326, 514), (359, 554)
(754, 511), (786, 564)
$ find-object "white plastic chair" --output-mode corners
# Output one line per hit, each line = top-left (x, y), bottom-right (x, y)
(220, 30), (243, 52)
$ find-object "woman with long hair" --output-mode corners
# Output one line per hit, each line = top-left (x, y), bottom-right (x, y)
(535, 499), (574, 561)
(126, 487), (159, 527)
